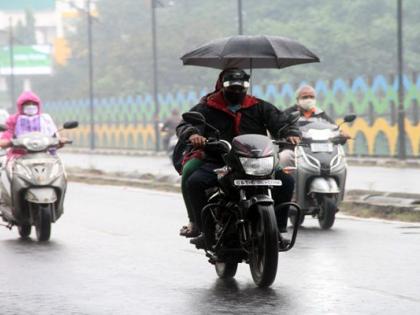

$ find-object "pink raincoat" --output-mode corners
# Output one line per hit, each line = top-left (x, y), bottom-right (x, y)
(1, 91), (57, 159)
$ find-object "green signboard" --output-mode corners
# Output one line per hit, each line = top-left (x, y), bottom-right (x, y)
(0, 45), (52, 75)
(0, 0), (54, 11)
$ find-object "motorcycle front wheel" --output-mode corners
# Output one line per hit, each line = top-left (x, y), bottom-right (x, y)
(249, 204), (279, 287)
(35, 204), (52, 241)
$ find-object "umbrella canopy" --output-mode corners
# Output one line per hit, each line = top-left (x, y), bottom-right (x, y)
(181, 35), (320, 70)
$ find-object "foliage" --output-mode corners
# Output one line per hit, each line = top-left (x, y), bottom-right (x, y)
(33, 0), (420, 100)
(14, 9), (36, 45)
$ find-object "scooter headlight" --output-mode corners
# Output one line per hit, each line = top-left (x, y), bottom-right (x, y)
(50, 161), (63, 179)
(14, 163), (32, 180)
(239, 157), (274, 176)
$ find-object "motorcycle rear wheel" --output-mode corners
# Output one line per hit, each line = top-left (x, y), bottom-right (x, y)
(35, 205), (52, 241)
(18, 224), (31, 238)
(249, 205), (279, 287)
(289, 211), (305, 227)
(215, 261), (238, 279)
(318, 196), (336, 230)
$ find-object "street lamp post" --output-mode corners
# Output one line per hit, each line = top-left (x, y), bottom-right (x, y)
(8, 16), (15, 110)
(87, 0), (95, 150)
(397, 0), (406, 159)
(151, 0), (161, 151)
(237, 0), (243, 35)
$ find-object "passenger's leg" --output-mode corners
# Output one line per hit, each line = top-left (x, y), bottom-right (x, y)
(185, 163), (218, 232)
(180, 158), (204, 236)
(272, 170), (295, 232)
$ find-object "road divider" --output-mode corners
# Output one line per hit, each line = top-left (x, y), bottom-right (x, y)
(67, 167), (420, 222)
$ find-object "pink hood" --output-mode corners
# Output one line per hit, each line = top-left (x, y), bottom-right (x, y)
(16, 91), (42, 114)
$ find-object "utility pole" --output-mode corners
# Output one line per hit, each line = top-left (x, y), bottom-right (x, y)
(87, 0), (95, 150)
(8, 17), (15, 110)
(151, 0), (160, 151)
(237, 0), (243, 35)
(397, 0), (406, 159)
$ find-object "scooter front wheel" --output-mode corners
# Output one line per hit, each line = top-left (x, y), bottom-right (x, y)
(35, 205), (52, 241)
(318, 196), (336, 230)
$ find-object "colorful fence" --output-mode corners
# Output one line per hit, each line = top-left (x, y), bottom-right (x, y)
(46, 72), (420, 157)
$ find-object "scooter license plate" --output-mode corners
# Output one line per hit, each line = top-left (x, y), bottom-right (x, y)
(310, 143), (333, 152)
(234, 179), (282, 186)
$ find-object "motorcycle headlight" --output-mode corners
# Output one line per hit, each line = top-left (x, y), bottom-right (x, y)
(239, 156), (274, 176)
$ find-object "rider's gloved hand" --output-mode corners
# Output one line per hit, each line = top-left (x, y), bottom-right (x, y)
(287, 136), (301, 145)
(189, 134), (206, 148)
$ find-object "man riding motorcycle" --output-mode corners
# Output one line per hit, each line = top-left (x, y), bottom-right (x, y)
(280, 85), (350, 167)
(176, 68), (301, 248)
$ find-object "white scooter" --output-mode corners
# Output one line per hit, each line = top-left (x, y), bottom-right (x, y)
(288, 114), (356, 229)
(0, 121), (78, 241)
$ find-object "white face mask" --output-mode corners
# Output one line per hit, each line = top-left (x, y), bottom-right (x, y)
(23, 104), (39, 116)
(298, 98), (316, 111)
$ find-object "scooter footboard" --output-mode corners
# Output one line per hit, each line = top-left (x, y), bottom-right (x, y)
(25, 188), (57, 204)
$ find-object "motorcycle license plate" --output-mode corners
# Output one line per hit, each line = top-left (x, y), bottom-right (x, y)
(234, 179), (282, 186)
(310, 143), (333, 152)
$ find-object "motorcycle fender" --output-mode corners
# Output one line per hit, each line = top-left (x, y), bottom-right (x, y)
(308, 177), (340, 194)
(25, 188), (57, 204)
(244, 194), (274, 209)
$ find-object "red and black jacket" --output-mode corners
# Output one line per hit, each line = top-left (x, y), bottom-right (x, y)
(176, 90), (300, 146)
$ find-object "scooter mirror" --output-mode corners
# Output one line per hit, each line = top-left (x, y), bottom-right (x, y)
(0, 124), (7, 132)
(182, 112), (206, 125)
(63, 121), (79, 129)
(343, 114), (357, 123)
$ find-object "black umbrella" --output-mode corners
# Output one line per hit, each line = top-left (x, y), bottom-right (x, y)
(181, 35), (320, 70)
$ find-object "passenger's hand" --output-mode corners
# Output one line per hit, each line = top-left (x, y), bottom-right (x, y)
(189, 134), (206, 148)
(287, 136), (301, 145)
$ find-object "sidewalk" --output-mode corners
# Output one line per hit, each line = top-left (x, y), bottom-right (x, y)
(63, 148), (420, 168)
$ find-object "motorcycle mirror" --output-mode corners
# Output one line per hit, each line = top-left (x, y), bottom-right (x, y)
(182, 112), (206, 125)
(343, 114), (357, 123)
(63, 121), (79, 129)
(288, 111), (300, 125)
(276, 111), (301, 138)
(0, 124), (7, 132)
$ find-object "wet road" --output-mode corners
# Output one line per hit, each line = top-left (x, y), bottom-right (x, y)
(1, 183), (419, 314)
(62, 152), (420, 194)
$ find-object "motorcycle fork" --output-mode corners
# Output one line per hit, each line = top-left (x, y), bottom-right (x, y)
(238, 189), (248, 243)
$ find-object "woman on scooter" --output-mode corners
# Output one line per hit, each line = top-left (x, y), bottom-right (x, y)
(0, 91), (68, 159)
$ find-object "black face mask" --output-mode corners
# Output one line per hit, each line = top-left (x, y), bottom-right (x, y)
(223, 88), (247, 106)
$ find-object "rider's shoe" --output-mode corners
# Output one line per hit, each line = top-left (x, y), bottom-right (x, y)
(278, 233), (290, 250)
(190, 233), (206, 249)
(279, 227), (288, 233)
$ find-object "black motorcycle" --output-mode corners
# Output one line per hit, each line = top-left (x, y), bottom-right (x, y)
(182, 112), (301, 288)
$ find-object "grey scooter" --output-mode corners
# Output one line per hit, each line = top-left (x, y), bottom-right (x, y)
(0, 121), (78, 241)
(288, 114), (356, 229)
